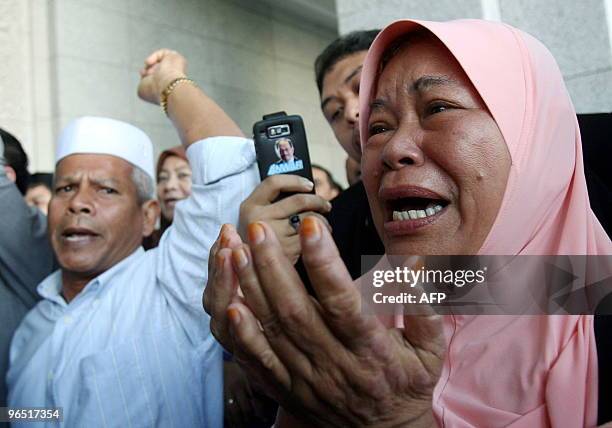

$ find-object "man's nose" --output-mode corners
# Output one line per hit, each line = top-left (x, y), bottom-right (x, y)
(68, 189), (94, 215)
(345, 98), (360, 124)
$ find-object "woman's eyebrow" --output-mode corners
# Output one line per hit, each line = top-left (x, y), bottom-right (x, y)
(410, 75), (456, 93)
(369, 98), (387, 112)
(369, 75), (458, 111)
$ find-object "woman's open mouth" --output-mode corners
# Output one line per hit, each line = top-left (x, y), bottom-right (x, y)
(164, 197), (179, 207)
(391, 197), (445, 220)
(380, 186), (450, 234)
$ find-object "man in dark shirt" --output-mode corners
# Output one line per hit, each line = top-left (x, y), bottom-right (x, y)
(0, 129), (55, 422)
(577, 113), (612, 238)
(313, 30), (385, 275)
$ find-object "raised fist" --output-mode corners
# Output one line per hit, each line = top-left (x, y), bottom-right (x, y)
(137, 49), (187, 105)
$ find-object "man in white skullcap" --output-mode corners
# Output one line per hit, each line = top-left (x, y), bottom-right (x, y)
(7, 49), (259, 427)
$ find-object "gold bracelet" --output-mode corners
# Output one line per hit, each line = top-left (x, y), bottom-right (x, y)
(160, 77), (196, 116)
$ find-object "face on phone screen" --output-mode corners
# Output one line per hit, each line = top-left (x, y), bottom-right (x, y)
(266, 137), (305, 176)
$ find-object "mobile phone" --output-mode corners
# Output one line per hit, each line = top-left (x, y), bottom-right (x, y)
(253, 111), (315, 198)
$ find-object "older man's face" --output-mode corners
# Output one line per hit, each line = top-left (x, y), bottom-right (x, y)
(278, 141), (294, 161)
(49, 154), (146, 279)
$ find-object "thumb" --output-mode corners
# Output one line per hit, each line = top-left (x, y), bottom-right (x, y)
(401, 314), (444, 354)
(397, 255), (442, 350)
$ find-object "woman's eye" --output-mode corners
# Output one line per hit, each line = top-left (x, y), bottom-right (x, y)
(368, 123), (390, 136)
(157, 176), (168, 183)
(178, 173), (191, 180)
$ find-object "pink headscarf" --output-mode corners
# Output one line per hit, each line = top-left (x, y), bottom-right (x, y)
(360, 19), (612, 427)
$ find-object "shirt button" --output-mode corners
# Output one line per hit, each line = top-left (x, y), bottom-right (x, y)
(47, 371), (54, 381)
(63, 315), (73, 325)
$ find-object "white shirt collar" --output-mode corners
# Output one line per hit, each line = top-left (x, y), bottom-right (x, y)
(37, 247), (146, 306)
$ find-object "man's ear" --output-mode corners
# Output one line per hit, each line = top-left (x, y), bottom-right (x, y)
(141, 199), (160, 238)
(4, 165), (16, 183)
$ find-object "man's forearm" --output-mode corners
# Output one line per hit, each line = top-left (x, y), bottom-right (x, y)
(166, 83), (245, 148)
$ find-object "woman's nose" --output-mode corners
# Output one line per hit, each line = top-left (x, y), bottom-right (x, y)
(380, 127), (425, 170)
(165, 175), (179, 191)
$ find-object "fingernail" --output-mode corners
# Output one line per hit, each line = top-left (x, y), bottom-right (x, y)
(227, 307), (241, 326)
(232, 247), (249, 269)
(302, 217), (321, 242)
(326, 201), (332, 211)
(302, 178), (314, 189)
(247, 222), (265, 245)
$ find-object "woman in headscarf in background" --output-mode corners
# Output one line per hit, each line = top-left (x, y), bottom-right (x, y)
(143, 145), (192, 249)
(205, 18), (612, 427)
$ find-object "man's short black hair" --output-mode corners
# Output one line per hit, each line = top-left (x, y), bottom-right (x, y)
(1, 127), (30, 194)
(314, 29), (380, 95)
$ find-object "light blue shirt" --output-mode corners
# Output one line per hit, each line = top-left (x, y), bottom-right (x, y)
(7, 137), (259, 427)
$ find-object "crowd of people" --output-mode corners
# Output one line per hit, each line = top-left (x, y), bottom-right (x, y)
(1, 17), (611, 428)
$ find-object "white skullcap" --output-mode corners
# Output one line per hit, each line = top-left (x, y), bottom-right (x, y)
(56, 117), (155, 181)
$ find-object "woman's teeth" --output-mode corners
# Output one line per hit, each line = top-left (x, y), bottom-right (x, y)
(392, 204), (443, 221)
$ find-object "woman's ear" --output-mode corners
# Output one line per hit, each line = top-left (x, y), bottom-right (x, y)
(4, 165), (16, 183)
(141, 199), (160, 237)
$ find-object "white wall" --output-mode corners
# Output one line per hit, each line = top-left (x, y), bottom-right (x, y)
(0, 0), (54, 172)
(337, 0), (482, 33)
(1, 0), (350, 185)
(336, 0), (612, 114)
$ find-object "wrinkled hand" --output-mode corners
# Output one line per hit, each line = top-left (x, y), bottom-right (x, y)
(207, 217), (445, 427)
(137, 49), (187, 105)
(204, 224), (243, 354)
(238, 175), (332, 264)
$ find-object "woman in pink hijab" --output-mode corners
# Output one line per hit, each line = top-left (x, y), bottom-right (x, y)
(358, 18), (611, 427)
(205, 18), (612, 428)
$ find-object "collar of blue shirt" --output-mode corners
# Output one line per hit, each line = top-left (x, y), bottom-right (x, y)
(37, 247), (146, 308)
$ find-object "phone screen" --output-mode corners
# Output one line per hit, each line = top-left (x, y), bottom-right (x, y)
(254, 114), (314, 187)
